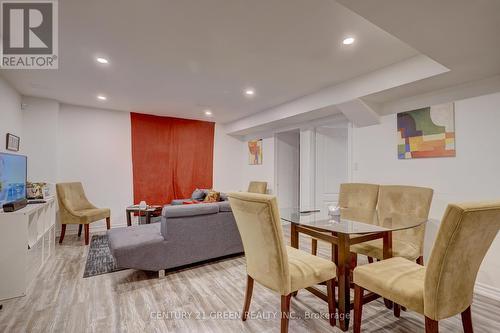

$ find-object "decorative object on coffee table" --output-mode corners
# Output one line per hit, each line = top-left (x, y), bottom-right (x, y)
(6, 133), (20, 152)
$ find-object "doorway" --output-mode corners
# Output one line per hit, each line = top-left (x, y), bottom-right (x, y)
(275, 130), (300, 209)
(314, 125), (349, 215)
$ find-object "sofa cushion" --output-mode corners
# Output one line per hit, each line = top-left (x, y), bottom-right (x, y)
(191, 188), (206, 201)
(220, 192), (228, 201)
(217, 201), (232, 212)
(107, 223), (167, 271)
(108, 223), (162, 251)
(171, 199), (186, 205)
(164, 203), (219, 218)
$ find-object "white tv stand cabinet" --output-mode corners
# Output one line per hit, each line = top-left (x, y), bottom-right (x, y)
(0, 197), (56, 300)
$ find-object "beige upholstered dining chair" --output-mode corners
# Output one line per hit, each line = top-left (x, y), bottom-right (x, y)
(338, 183), (380, 209)
(350, 185), (433, 264)
(353, 201), (500, 333)
(311, 183), (379, 255)
(228, 192), (337, 333)
(57, 182), (111, 245)
(247, 181), (268, 194)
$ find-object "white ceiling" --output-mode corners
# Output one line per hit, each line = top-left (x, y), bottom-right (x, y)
(0, 0), (419, 122)
(336, 0), (500, 111)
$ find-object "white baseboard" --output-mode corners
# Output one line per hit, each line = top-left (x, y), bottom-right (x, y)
(91, 222), (128, 233)
(475, 282), (500, 302)
(56, 221), (129, 236)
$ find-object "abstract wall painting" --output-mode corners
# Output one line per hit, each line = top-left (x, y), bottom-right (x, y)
(248, 139), (263, 165)
(397, 103), (455, 159)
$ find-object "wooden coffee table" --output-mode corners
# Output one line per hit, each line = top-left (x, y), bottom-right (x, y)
(126, 205), (163, 226)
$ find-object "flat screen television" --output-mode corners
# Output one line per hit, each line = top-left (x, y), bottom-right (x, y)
(0, 152), (27, 206)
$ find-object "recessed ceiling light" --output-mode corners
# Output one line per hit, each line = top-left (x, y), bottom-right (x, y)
(96, 57), (109, 64)
(97, 95), (107, 101)
(342, 37), (355, 45)
(245, 89), (255, 96)
(204, 109), (212, 116)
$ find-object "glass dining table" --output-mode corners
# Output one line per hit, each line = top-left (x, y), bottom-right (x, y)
(280, 207), (428, 331)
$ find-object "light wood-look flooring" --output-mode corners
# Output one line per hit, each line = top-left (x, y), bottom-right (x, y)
(1, 228), (499, 333)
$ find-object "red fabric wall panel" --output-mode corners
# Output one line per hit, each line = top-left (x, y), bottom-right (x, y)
(130, 112), (214, 205)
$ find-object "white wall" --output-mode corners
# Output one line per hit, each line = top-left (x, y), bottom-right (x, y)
(213, 124), (275, 193)
(352, 92), (500, 290)
(57, 104), (133, 231)
(275, 130), (300, 208)
(22, 97), (59, 183)
(213, 124), (245, 192)
(0, 77), (23, 154)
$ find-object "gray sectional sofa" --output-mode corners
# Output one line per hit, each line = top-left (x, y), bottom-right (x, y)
(107, 200), (243, 272)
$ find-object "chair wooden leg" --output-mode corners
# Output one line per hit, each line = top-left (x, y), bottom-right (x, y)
(311, 239), (318, 255)
(461, 306), (473, 333)
(281, 294), (292, 333)
(106, 217), (111, 230)
(425, 317), (439, 333)
(77, 224), (83, 237)
(416, 256), (424, 265)
(84, 224), (90, 245)
(384, 298), (393, 309)
(59, 224), (66, 244)
(394, 303), (401, 317)
(351, 252), (358, 269)
(354, 284), (364, 333)
(367, 256), (374, 263)
(326, 279), (336, 326)
(242, 275), (254, 321)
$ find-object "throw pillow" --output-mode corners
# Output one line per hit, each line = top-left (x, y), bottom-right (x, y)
(204, 190), (220, 203)
(191, 188), (206, 201)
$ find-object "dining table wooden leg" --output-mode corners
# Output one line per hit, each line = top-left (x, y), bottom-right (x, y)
(383, 231), (394, 309)
(311, 238), (317, 255)
(291, 223), (299, 249)
(337, 234), (351, 331)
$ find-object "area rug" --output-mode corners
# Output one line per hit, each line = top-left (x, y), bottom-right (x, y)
(83, 234), (126, 278)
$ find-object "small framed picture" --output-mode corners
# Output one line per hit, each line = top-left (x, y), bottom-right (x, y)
(6, 133), (20, 152)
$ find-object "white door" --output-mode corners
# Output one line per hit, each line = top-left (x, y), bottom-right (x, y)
(315, 126), (348, 216)
(275, 130), (300, 209)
